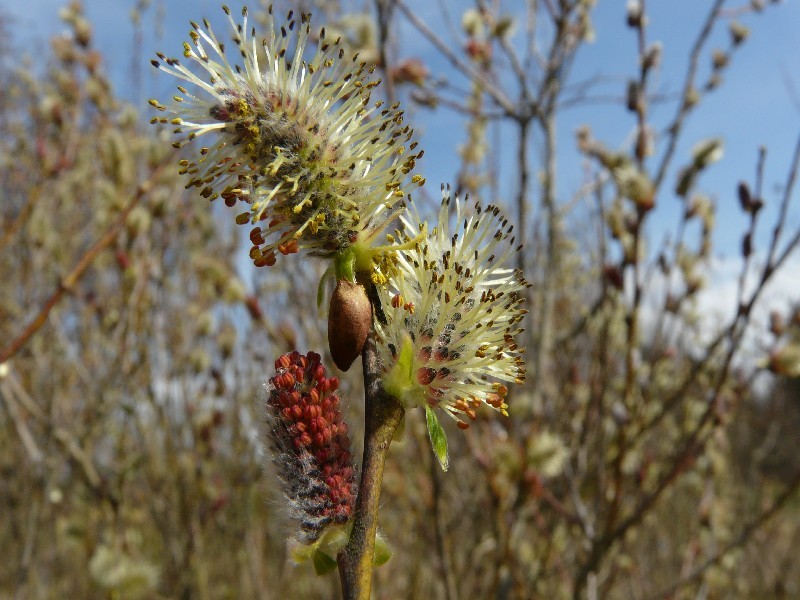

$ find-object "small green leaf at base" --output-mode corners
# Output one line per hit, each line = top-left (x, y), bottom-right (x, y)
(373, 533), (392, 566)
(333, 248), (356, 283)
(311, 548), (338, 575)
(289, 523), (350, 575)
(383, 333), (415, 403)
(425, 405), (449, 472)
(317, 264), (334, 311)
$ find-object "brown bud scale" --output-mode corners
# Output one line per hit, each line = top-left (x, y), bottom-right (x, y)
(328, 279), (372, 371)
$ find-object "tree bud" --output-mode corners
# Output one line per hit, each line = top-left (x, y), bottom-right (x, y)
(328, 280), (372, 371)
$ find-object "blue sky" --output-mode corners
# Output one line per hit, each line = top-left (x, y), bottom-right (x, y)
(6, 2), (799, 234)
(5, 0), (799, 328)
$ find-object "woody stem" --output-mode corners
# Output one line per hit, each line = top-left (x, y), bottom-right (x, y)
(337, 332), (404, 600)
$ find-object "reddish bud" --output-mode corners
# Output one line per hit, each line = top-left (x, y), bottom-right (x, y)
(115, 249), (130, 270)
(465, 39), (492, 63)
(390, 57), (428, 86)
(603, 264), (625, 291)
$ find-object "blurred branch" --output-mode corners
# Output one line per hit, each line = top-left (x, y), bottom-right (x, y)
(0, 368), (112, 507)
(764, 131), (800, 274)
(558, 91), (676, 111)
(498, 34), (530, 97)
(374, 0), (397, 104)
(0, 185), (41, 251)
(394, 0), (517, 116)
(429, 456), (458, 600)
(653, 0), (726, 190)
(0, 158), (171, 365)
(410, 88), (507, 120)
(585, 158), (800, 588)
(650, 468), (800, 600)
(0, 377), (44, 464)
(434, 0), (462, 44)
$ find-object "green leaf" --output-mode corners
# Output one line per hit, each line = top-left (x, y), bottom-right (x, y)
(311, 548), (338, 575)
(290, 542), (315, 564)
(425, 405), (449, 472)
(317, 265), (334, 311)
(333, 248), (356, 283)
(382, 333), (414, 403)
(373, 534), (392, 566)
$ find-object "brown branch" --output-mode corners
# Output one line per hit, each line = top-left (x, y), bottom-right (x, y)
(764, 131), (800, 272)
(0, 161), (169, 365)
(653, 0), (726, 191)
(337, 333), (404, 600)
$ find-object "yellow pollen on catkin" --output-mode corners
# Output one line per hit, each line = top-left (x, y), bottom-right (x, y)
(150, 5), (423, 268)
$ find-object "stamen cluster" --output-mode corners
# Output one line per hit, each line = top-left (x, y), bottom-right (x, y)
(378, 187), (528, 428)
(267, 351), (356, 542)
(150, 5), (424, 267)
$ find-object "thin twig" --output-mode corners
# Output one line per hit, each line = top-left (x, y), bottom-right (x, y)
(653, 0), (726, 191)
(394, 0), (517, 116)
(498, 35), (530, 99)
(0, 378), (44, 464)
(764, 131), (800, 274)
(374, 0), (397, 105)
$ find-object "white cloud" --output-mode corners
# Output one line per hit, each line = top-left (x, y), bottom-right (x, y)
(638, 252), (800, 370)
